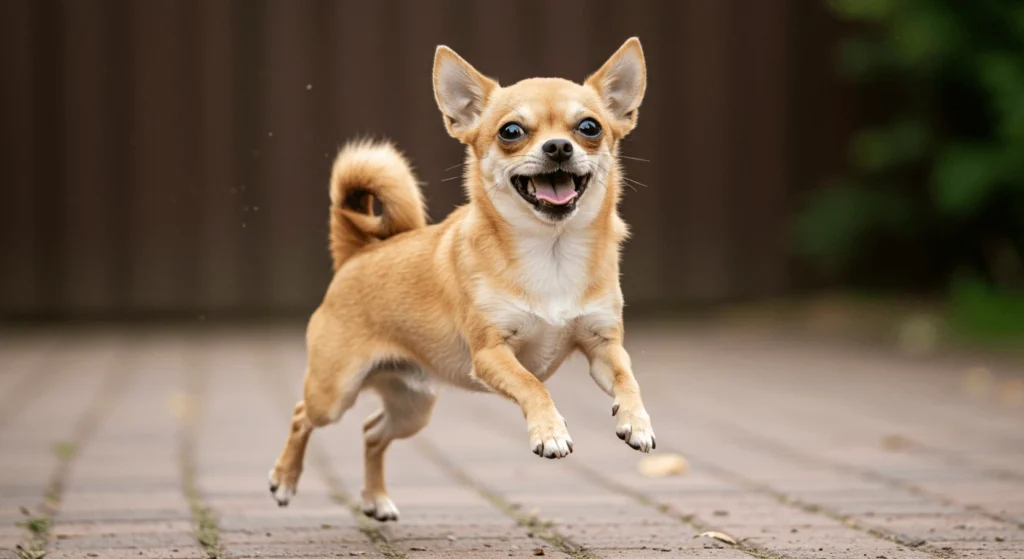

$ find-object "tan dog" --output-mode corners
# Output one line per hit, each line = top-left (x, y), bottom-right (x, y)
(269, 38), (655, 522)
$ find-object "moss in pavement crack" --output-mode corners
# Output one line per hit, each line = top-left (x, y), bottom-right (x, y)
(256, 362), (407, 558)
(16, 360), (127, 559)
(309, 450), (407, 559)
(177, 377), (223, 559)
(414, 439), (598, 559)
(182, 450), (222, 559)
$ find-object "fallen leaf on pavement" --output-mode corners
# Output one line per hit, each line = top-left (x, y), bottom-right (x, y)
(881, 434), (913, 452)
(638, 453), (689, 477)
(695, 531), (737, 545)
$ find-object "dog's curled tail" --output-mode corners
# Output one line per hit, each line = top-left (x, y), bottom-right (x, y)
(328, 140), (427, 272)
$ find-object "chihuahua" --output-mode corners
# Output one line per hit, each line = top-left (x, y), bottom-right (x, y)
(269, 38), (655, 522)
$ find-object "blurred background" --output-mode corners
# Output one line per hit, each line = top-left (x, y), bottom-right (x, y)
(1, 0), (1022, 348)
(2, 5), (1023, 556)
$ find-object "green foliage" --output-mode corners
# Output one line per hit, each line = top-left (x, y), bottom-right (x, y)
(931, 144), (1014, 217)
(796, 181), (913, 268)
(949, 276), (1024, 342)
(18, 517), (49, 536)
(829, 0), (894, 22)
(51, 442), (76, 462)
(800, 0), (1024, 330)
(850, 120), (929, 172)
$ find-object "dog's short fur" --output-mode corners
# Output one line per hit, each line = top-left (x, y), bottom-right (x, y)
(269, 38), (655, 522)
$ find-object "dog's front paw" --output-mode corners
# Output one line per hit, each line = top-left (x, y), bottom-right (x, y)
(612, 402), (656, 453)
(268, 467), (297, 507)
(361, 493), (400, 522)
(528, 412), (573, 459)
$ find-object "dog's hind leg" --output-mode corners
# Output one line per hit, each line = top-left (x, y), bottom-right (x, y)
(268, 397), (313, 506)
(359, 367), (437, 521)
(268, 351), (368, 507)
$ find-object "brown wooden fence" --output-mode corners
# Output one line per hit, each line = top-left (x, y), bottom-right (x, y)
(0, 0), (855, 319)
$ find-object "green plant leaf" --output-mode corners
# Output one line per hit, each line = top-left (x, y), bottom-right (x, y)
(838, 38), (898, 79)
(52, 442), (76, 461)
(797, 183), (914, 263)
(851, 120), (930, 172)
(949, 275), (1024, 341)
(829, 0), (894, 21)
(17, 517), (49, 536)
(978, 52), (1024, 144)
(930, 145), (1004, 216)
(811, 0), (1024, 295)
(889, 5), (961, 67)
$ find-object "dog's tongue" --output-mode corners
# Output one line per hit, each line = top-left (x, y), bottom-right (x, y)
(533, 174), (577, 205)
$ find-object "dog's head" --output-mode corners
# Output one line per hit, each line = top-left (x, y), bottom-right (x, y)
(432, 38), (646, 226)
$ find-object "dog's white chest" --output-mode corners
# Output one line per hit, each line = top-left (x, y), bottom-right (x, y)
(510, 311), (576, 380)
(428, 301), (577, 391)
(515, 231), (592, 305)
(478, 231), (596, 379)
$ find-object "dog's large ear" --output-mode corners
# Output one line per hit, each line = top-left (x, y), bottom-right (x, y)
(433, 46), (498, 142)
(585, 37), (646, 135)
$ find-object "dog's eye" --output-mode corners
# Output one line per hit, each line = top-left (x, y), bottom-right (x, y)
(498, 122), (526, 141)
(576, 118), (602, 138)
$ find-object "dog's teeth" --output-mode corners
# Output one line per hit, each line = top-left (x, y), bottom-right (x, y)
(527, 179), (536, 196)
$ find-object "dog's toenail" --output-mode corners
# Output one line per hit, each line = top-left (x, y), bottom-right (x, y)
(611, 404), (619, 416)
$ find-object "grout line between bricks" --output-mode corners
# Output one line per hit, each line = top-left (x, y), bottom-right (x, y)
(461, 396), (961, 559)
(257, 338), (590, 558)
(413, 438), (601, 559)
(755, 364), (1024, 485)
(672, 449), (961, 559)
(565, 458), (787, 559)
(248, 331), (1006, 558)
(772, 392), (1024, 486)
(458, 402), (782, 559)
(0, 337), (67, 432)
(673, 359), (1024, 500)
(180, 337), (224, 559)
(254, 355), (407, 559)
(15, 337), (134, 559)
(906, 442), (1024, 486)
(668, 396), (1024, 532)
(306, 446), (406, 559)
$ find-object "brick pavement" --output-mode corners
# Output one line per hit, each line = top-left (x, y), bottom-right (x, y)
(1, 325), (1022, 558)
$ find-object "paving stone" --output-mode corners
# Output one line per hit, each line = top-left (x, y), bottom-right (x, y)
(44, 548), (206, 559)
(1, 327), (1022, 558)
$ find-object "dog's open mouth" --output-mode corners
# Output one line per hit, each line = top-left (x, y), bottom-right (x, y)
(510, 170), (590, 218)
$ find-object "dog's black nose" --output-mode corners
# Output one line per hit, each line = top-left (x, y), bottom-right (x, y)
(542, 139), (573, 162)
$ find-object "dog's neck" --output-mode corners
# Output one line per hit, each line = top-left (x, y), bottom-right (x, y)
(467, 182), (623, 308)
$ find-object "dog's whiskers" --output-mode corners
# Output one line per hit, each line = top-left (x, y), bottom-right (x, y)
(488, 180), (506, 196)
(622, 176), (648, 189)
